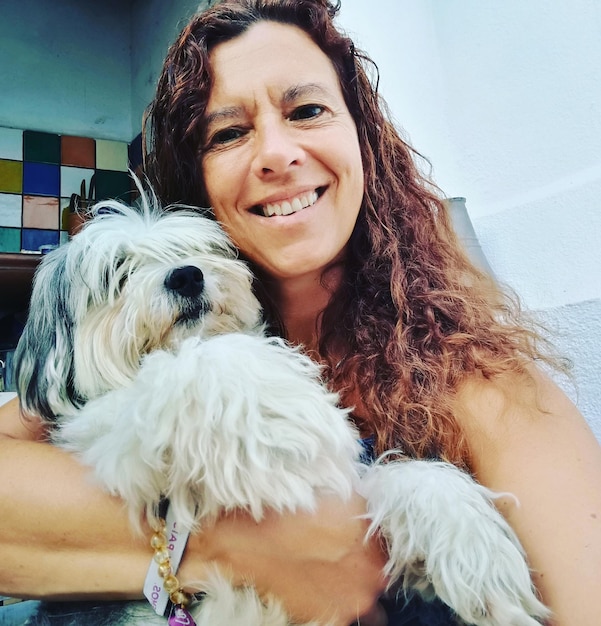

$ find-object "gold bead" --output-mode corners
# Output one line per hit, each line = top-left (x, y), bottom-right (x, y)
(163, 575), (179, 593)
(170, 590), (191, 607)
(158, 562), (172, 578)
(153, 548), (170, 565)
(150, 519), (166, 534)
(150, 533), (167, 550)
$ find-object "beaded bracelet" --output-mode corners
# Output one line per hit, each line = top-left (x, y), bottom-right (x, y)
(143, 506), (198, 626)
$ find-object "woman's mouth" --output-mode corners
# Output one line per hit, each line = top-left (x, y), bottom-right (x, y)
(251, 187), (325, 217)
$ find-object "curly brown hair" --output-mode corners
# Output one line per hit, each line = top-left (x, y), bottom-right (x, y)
(144, 0), (556, 467)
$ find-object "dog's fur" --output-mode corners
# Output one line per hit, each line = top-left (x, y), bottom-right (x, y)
(14, 188), (550, 626)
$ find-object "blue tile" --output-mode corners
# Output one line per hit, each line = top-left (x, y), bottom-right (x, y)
(128, 133), (143, 170)
(21, 228), (59, 252)
(22, 162), (60, 196)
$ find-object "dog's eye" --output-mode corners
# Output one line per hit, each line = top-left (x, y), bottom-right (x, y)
(117, 272), (128, 292)
(103, 258), (128, 294)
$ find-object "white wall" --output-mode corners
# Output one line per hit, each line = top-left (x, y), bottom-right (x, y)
(337, 0), (601, 439)
(0, 0), (132, 141)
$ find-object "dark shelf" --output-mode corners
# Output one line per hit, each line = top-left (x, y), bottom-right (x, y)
(0, 253), (41, 313)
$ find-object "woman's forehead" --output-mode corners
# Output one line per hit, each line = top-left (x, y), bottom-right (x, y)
(205, 21), (342, 111)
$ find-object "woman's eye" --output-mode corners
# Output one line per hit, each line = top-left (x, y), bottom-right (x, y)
(210, 127), (244, 145)
(290, 104), (325, 121)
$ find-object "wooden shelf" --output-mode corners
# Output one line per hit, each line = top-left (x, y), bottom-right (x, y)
(0, 253), (41, 313)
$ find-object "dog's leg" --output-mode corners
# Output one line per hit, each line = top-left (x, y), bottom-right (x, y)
(359, 460), (551, 626)
(55, 333), (362, 530)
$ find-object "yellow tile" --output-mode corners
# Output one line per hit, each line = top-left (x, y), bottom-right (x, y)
(0, 160), (23, 194)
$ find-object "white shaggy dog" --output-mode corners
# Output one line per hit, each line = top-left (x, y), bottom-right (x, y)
(14, 188), (550, 626)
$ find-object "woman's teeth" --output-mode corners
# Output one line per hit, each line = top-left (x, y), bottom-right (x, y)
(262, 190), (319, 217)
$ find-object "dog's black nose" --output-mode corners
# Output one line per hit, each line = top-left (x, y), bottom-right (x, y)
(165, 266), (204, 297)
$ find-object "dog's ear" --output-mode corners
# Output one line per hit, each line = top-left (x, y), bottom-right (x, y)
(14, 245), (81, 422)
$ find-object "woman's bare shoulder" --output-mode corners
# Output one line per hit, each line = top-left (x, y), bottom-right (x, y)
(0, 396), (45, 441)
(453, 366), (601, 471)
(454, 366), (601, 625)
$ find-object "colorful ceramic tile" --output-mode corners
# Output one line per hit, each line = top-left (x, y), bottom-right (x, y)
(0, 128), (23, 161)
(60, 166), (95, 199)
(0, 193), (22, 227)
(96, 139), (129, 172)
(23, 130), (61, 164)
(21, 228), (59, 253)
(22, 162), (60, 196)
(61, 135), (96, 168)
(0, 227), (21, 253)
(0, 160), (23, 194)
(94, 169), (132, 201)
(23, 196), (60, 230)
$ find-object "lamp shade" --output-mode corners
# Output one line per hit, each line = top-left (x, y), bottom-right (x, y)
(445, 197), (495, 278)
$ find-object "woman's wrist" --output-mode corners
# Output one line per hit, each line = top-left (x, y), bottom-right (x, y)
(144, 505), (193, 616)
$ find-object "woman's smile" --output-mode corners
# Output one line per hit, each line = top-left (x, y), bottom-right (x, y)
(201, 21), (364, 282)
(250, 187), (322, 218)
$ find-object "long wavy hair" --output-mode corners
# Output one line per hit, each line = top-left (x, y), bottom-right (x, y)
(144, 0), (557, 466)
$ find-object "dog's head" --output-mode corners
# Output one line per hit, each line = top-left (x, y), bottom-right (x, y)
(14, 188), (262, 423)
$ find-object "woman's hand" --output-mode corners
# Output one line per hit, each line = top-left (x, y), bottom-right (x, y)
(182, 493), (389, 625)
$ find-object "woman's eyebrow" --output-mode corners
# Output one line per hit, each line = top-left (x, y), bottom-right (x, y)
(204, 106), (245, 127)
(282, 82), (334, 103)
(204, 83), (334, 126)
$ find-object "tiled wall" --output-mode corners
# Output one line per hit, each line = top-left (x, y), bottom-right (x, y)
(0, 127), (140, 253)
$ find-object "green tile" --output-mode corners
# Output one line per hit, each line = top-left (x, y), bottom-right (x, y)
(23, 130), (61, 164)
(0, 160), (23, 194)
(94, 170), (132, 201)
(0, 227), (21, 252)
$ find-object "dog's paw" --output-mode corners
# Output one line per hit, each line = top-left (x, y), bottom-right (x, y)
(360, 460), (551, 626)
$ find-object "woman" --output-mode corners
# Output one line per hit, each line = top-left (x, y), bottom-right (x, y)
(1, 1), (600, 624)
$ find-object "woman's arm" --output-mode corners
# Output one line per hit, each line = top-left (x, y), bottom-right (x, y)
(0, 397), (152, 599)
(455, 367), (601, 626)
(0, 397), (386, 624)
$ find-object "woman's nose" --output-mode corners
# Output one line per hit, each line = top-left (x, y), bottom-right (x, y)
(251, 120), (306, 177)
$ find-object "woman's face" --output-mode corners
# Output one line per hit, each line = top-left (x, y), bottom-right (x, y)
(201, 21), (364, 282)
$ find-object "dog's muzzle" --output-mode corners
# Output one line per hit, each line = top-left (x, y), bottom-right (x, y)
(165, 265), (208, 321)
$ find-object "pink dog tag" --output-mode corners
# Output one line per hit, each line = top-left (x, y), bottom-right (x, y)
(168, 606), (196, 626)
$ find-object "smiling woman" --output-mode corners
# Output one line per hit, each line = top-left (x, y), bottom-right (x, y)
(1, 1), (601, 625)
